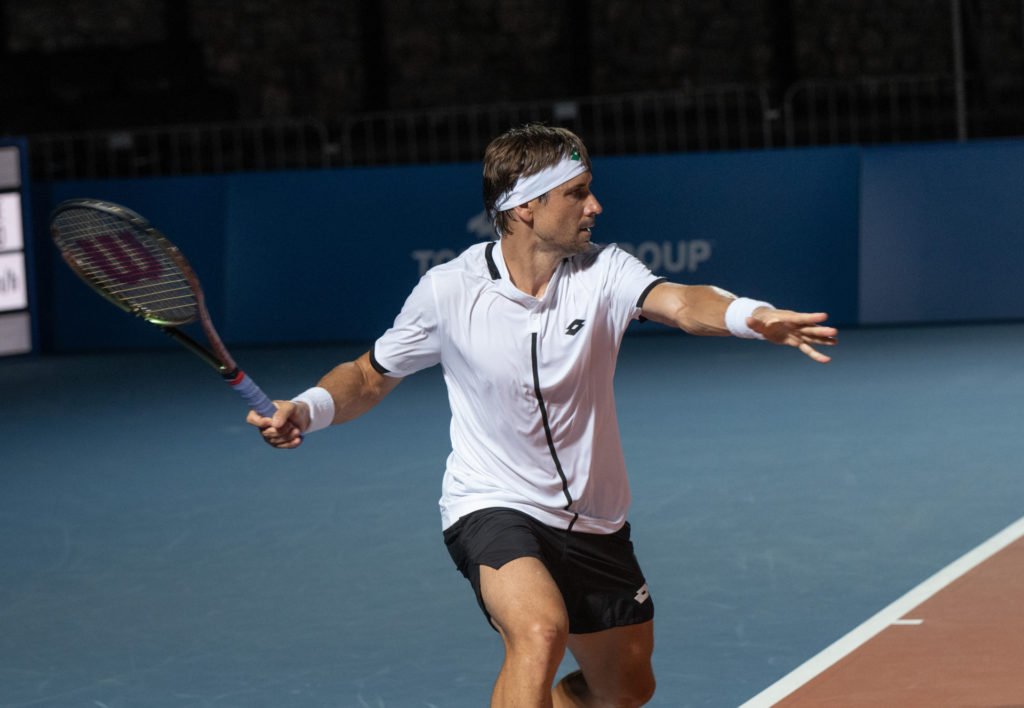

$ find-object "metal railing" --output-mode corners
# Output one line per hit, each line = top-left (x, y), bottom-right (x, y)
(783, 74), (960, 146)
(339, 84), (774, 166)
(26, 74), (1023, 181)
(28, 84), (774, 180)
(30, 119), (332, 180)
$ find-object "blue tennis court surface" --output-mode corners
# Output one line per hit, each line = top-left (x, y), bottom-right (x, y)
(3, 323), (1023, 706)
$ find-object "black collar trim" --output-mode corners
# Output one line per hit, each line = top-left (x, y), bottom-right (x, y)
(484, 241), (501, 280)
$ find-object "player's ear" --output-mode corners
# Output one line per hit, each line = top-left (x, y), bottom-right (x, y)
(512, 203), (534, 227)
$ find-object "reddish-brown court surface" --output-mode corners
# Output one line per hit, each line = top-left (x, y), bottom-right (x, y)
(742, 518), (1024, 707)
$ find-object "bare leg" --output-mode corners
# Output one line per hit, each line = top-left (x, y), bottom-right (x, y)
(552, 621), (656, 707)
(480, 556), (571, 707)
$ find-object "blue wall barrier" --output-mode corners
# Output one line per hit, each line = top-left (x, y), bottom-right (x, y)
(859, 140), (1024, 325)
(31, 139), (1023, 352)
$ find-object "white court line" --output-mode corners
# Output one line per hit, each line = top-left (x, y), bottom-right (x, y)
(739, 515), (1024, 708)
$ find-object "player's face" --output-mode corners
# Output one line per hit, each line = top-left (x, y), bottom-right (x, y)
(530, 172), (602, 257)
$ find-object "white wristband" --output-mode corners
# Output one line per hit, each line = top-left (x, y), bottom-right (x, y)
(290, 386), (335, 433)
(725, 297), (773, 339)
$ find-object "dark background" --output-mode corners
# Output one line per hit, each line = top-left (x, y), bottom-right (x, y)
(1, 0), (1021, 137)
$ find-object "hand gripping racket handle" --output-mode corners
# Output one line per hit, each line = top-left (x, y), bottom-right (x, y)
(228, 371), (306, 441)
(228, 371), (278, 418)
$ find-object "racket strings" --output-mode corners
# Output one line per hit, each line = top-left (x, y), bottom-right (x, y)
(80, 260), (195, 310)
(52, 210), (200, 325)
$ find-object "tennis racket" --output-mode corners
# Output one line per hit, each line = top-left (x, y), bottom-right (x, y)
(50, 198), (279, 419)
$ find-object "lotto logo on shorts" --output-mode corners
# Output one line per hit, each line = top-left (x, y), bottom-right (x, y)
(634, 584), (650, 604)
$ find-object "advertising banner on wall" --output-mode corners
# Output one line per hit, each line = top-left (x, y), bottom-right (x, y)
(42, 139), (1024, 351)
(220, 148), (860, 343)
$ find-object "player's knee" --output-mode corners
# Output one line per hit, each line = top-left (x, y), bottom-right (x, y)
(525, 618), (570, 652)
(609, 679), (657, 707)
(504, 617), (569, 658)
(590, 667), (656, 707)
(630, 654), (657, 705)
(626, 670), (656, 706)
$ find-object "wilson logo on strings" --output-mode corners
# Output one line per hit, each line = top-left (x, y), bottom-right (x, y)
(77, 232), (163, 285)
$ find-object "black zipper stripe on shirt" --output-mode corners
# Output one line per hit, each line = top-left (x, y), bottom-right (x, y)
(531, 332), (579, 531)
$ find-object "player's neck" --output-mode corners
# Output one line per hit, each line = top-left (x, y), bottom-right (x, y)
(498, 233), (560, 299)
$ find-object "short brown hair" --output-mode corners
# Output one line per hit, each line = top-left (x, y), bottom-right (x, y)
(482, 124), (591, 237)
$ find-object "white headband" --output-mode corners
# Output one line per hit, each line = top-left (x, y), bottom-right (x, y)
(492, 153), (588, 217)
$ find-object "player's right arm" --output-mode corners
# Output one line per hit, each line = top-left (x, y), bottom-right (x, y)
(247, 351), (402, 448)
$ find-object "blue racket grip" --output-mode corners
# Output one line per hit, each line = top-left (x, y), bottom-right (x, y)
(229, 371), (278, 418)
(229, 371), (306, 441)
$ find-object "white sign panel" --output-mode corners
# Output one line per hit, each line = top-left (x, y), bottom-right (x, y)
(0, 192), (24, 252)
(0, 251), (28, 312)
(0, 146), (20, 190)
(0, 311), (31, 355)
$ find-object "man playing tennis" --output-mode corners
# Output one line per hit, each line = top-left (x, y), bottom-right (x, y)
(248, 124), (836, 707)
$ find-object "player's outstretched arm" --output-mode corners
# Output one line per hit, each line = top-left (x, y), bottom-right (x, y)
(246, 351), (402, 448)
(640, 282), (836, 363)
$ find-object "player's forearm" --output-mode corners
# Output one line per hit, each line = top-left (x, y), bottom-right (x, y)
(318, 352), (399, 424)
(644, 283), (734, 336)
(679, 285), (737, 335)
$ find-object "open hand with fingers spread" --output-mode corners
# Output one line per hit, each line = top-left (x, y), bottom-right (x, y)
(748, 308), (837, 363)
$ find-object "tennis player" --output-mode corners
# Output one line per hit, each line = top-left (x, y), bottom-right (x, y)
(248, 124), (836, 707)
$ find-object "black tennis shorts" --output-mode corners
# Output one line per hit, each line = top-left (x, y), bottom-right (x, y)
(443, 507), (654, 634)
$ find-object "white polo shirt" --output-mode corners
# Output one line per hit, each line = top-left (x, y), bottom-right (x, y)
(371, 239), (665, 533)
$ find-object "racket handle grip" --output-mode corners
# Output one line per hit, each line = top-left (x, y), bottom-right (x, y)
(229, 371), (278, 418)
